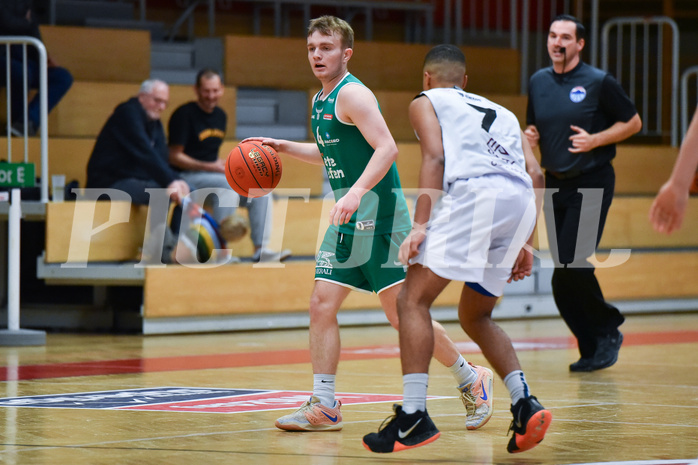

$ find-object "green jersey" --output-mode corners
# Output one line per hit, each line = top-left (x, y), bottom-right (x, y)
(311, 73), (411, 235)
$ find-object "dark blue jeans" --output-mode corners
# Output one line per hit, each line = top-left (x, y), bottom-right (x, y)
(1, 55), (73, 127)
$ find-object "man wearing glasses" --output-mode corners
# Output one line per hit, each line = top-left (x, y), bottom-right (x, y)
(86, 79), (190, 263)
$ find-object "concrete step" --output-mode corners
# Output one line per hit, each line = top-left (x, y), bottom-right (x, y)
(235, 124), (307, 141)
(55, 0), (133, 25)
(151, 42), (195, 70)
(149, 68), (198, 85)
(236, 98), (278, 125)
(84, 18), (167, 41)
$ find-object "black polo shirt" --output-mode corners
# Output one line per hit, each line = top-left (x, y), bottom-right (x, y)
(526, 61), (638, 173)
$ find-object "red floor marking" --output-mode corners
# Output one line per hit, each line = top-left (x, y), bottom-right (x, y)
(1, 330), (696, 382)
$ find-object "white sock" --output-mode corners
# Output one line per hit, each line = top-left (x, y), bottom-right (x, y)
(402, 373), (429, 414)
(503, 370), (530, 405)
(313, 374), (336, 408)
(449, 355), (478, 389)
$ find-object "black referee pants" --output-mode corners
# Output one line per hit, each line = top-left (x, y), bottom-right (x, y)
(544, 163), (625, 359)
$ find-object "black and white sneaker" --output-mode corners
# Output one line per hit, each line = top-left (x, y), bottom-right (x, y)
(362, 404), (440, 453)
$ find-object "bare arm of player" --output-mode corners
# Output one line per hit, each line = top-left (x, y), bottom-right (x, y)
(241, 137), (324, 166)
(523, 124), (540, 149)
(328, 84), (399, 227)
(568, 113), (642, 153)
(169, 145), (225, 173)
(509, 132), (545, 283)
(649, 108), (698, 234)
(398, 95), (445, 265)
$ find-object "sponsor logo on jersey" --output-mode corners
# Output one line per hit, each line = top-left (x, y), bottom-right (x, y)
(316, 251), (334, 270)
(323, 156), (345, 179)
(316, 127), (340, 148)
(570, 86), (587, 103)
(323, 114), (333, 120)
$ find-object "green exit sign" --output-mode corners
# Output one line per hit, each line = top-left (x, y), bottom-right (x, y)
(0, 162), (35, 187)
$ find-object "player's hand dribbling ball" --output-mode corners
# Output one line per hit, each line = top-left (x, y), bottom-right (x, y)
(225, 141), (282, 198)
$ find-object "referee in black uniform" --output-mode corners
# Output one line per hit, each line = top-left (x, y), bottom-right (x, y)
(525, 15), (642, 372)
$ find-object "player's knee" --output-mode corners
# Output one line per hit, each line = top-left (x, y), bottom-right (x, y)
(308, 296), (337, 325)
(385, 312), (399, 330)
(458, 309), (491, 335)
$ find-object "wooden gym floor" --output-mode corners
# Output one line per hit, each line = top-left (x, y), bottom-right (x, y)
(0, 312), (696, 464)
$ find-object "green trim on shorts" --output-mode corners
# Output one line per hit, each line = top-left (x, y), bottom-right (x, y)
(315, 228), (407, 293)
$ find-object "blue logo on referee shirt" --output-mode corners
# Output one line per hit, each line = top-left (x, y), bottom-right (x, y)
(570, 86), (587, 103)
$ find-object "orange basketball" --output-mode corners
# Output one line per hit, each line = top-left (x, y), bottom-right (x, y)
(225, 142), (282, 198)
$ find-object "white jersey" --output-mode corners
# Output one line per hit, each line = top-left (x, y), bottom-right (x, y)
(420, 87), (532, 190)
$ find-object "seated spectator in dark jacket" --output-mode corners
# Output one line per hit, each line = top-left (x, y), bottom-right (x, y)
(0, 0), (73, 136)
(86, 79), (190, 263)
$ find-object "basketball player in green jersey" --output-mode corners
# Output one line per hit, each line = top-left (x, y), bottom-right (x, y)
(243, 15), (494, 433)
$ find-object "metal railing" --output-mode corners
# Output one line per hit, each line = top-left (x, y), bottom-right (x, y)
(439, 0), (594, 94)
(0, 37), (49, 346)
(680, 66), (698, 141)
(2, 36), (49, 203)
(601, 16), (680, 146)
(237, 0), (435, 43)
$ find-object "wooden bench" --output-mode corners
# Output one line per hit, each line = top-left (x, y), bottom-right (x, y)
(596, 250), (698, 300)
(43, 196), (331, 263)
(224, 35), (520, 93)
(44, 193), (698, 264)
(45, 201), (148, 264)
(46, 81), (238, 138)
(41, 196), (698, 329)
(40, 25), (150, 82)
(2, 136), (95, 190)
(141, 249), (698, 319)
(531, 197), (698, 252)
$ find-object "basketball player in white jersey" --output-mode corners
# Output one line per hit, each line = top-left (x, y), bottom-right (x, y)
(363, 44), (552, 454)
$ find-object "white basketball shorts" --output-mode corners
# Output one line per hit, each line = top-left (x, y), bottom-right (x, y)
(411, 174), (536, 296)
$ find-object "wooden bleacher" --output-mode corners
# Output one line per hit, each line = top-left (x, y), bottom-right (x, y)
(40, 25), (150, 82)
(140, 248), (698, 320)
(224, 35), (521, 94)
(22, 25), (697, 333)
(43, 193), (698, 312)
(45, 81), (238, 138)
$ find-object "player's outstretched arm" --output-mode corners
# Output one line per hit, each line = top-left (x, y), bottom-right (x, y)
(241, 137), (324, 165)
(649, 108), (698, 234)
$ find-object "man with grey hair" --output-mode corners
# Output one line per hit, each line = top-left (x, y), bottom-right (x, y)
(87, 79), (188, 202)
(86, 79), (190, 263)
